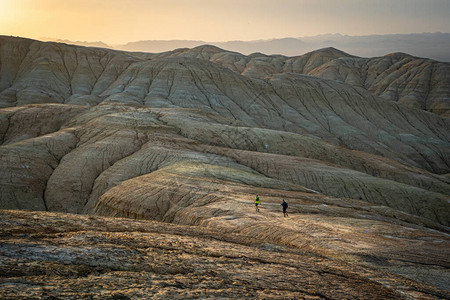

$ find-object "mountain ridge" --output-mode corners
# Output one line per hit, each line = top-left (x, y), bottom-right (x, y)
(35, 32), (450, 62)
(114, 32), (450, 62)
(2, 36), (448, 116)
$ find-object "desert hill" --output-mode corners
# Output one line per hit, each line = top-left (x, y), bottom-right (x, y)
(1, 36), (449, 117)
(0, 36), (449, 297)
(157, 45), (450, 116)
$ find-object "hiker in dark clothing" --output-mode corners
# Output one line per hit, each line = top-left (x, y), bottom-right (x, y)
(281, 200), (288, 217)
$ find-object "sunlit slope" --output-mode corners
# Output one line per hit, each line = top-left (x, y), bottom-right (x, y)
(2, 210), (448, 298)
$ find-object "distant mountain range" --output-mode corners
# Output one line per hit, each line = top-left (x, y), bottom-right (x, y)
(41, 33), (450, 62)
(39, 38), (111, 49)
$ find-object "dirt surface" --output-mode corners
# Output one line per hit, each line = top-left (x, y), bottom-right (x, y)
(0, 210), (448, 299)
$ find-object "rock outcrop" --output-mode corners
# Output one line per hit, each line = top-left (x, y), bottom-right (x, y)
(1, 210), (449, 299)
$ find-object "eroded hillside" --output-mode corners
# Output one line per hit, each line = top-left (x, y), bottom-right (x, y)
(0, 36), (449, 297)
(167, 45), (450, 116)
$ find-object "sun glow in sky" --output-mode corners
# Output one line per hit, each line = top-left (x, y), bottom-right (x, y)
(1, 0), (450, 44)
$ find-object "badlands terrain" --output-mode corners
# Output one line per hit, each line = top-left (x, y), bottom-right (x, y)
(0, 36), (449, 298)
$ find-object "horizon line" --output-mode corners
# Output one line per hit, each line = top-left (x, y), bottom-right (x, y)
(13, 31), (450, 46)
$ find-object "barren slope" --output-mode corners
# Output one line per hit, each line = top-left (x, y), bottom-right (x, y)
(0, 37), (449, 295)
(0, 37), (449, 221)
(170, 46), (450, 116)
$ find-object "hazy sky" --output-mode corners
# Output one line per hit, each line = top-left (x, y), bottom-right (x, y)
(1, 0), (449, 44)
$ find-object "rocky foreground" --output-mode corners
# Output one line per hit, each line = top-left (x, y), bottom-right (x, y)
(0, 210), (448, 299)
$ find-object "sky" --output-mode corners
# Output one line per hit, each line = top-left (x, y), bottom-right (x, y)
(1, 0), (450, 44)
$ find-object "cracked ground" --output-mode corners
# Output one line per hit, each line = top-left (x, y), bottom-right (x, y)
(0, 210), (448, 299)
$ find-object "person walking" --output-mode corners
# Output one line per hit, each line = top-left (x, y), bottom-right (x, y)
(281, 199), (288, 217)
(255, 195), (260, 212)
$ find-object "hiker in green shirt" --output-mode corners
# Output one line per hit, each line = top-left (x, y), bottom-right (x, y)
(255, 195), (260, 212)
